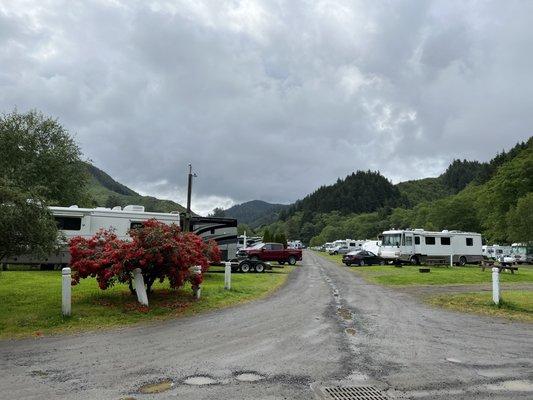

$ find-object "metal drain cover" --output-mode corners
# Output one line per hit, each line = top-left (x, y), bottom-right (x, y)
(322, 386), (389, 400)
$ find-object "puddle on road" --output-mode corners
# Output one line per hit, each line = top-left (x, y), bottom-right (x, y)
(235, 373), (264, 382)
(183, 376), (217, 386)
(138, 379), (173, 394)
(337, 308), (352, 320)
(485, 380), (533, 392)
(345, 328), (357, 336)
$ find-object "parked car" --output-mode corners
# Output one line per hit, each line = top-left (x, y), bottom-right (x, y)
(237, 242), (302, 265)
(329, 245), (350, 255)
(342, 250), (384, 266)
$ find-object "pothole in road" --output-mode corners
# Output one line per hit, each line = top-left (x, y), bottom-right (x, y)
(235, 373), (265, 382)
(337, 308), (352, 320)
(345, 328), (357, 336)
(138, 379), (173, 394)
(183, 376), (217, 386)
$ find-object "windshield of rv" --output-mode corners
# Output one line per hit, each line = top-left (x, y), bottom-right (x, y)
(382, 233), (401, 247)
(512, 246), (527, 254)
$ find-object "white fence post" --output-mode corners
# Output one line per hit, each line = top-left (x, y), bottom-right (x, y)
(224, 261), (232, 290)
(62, 267), (71, 317)
(450, 254), (453, 267)
(133, 268), (149, 306)
(189, 266), (202, 300)
(492, 267), (500, 305)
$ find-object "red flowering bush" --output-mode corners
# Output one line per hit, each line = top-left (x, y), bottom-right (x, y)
(69, 220), (220, 296)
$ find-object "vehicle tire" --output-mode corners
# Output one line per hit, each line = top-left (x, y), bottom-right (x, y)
(345, 261), (351, 267)
(240, 262), (251, 273)
(358, 260), (365, 267)
(278, 261), (285, 265)
(379, 260), (385, 265)
(333, 251), (338, 255)
(459, 256), (467, 266)
(254, 263), (265, 273)
(288, 256), (297, 265)
(410, 256), (419, 265)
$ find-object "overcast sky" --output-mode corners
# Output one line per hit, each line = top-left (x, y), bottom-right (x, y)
(1, 1), (532, 215)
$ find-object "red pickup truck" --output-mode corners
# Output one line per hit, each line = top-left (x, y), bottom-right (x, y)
(237, 242), (302, 265)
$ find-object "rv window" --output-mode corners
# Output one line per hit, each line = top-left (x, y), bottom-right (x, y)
(441, 237), (451, 245)
(425, 236), (436, 245)
(496, 249), (503, 254)
(405, 236), (412, 246)
(414, 236), (420, 245)
(350, 242), (356, 246)
(130, 221), (144, 230)
(466, 238), (473, 246)
(55, 216), (82, 231)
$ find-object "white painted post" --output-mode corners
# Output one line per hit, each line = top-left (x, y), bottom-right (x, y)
(133, 268), (149, 306)
(189, 266), (202, 300)
(62, 267), (71, 317)
(450, 254), (453, 267)
(224, 261), (232, 290)
(243, 231), (247, 248)
(492, 267), (500, 305)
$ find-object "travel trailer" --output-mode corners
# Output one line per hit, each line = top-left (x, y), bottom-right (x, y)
(288, 240), (304, 249)
(328, 239), (366, 255)
(362, 240), (381, 255)
(2, 205), (181, 268)
(482, 245), (512, 260)
(378, 229), (483, 265)
(237, 235), (262, 250)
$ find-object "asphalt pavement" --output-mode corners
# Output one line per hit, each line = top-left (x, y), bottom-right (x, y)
(1, 250), (532, 399)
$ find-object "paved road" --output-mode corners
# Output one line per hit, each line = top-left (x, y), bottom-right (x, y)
(1, 251), (532, 399)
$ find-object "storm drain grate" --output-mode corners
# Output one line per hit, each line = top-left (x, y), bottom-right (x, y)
(323, 386), (389, 400)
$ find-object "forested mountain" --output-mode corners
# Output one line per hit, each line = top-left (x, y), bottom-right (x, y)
(262, 138), (532, 245)
(225, 200), (289, 228)
(84, 163), (187, 213)
(284, 170), (402, 217)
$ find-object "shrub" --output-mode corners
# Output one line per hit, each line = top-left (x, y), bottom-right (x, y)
(69, 220), (220, 296)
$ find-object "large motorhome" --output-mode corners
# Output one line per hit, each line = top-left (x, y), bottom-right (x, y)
(183, 215), (238, 261)
(378, 229), (483, 265)
(509, 243), (533, 264)
(3, 205), (181, 268)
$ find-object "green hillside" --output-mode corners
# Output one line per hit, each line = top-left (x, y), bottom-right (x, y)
(224, 200), (288, 228)
(84, 163), (186, 213)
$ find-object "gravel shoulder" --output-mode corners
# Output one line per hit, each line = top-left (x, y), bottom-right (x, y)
(0, 251), (532, 399)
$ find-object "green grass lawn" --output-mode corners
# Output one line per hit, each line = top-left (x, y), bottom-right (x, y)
(315, 251), (533, 285)
(428, 291), (533, 323)
(0, 266), (293, 339)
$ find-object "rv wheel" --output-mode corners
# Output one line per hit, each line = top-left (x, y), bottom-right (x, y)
(240, 262), (251, 273)
(333, 251), (338, 255)
(459, 256), (467, 266)
(379, 260), (385, 265)
(410, 256), (419, 265)
(254, 263), (265, 273)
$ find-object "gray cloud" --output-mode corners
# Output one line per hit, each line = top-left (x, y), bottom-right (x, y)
(1, 0), (532, 215)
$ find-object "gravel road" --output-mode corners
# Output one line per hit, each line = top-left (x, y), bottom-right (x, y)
(1, 250), (532, 399)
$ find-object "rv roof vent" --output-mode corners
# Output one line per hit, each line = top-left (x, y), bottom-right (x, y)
(414, 228), (424, 232)
(124, 205), (145, 212)
(112, 206), (122, 211)
(69, 205), (79, 208)
(442, 230), (449, 233)
(170, 211), (180, 214)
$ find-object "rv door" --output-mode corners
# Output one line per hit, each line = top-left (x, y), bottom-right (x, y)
(403, 232), (415, 255)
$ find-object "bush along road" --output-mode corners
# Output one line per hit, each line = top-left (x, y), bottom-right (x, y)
(0, 250), (532, 399)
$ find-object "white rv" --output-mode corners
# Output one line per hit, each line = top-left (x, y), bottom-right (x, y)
(508, 243), (533, 264)
(482, 245), (512, 260)
(3, 205), (181, 268)
(378, 229), (483, 265)
(328, 239), (366, 255)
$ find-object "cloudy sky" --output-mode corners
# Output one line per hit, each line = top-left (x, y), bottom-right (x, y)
(1, 1), (532, 215)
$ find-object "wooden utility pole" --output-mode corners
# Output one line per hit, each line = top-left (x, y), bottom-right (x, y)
(184, 163), (196, 232)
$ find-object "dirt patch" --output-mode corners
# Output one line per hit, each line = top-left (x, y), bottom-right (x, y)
(337, 308), (352, 320)
(345, 328), (357, 336)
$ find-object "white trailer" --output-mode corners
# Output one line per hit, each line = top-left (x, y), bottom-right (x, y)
(3, 205), (180, 268)
(378, 229), (483, 265)
(482, 245), (512, 260)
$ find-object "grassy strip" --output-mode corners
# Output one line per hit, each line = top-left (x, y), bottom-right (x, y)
(0, 266), (293, 339)
(314, 251), (533, 285)
(427, 291), (533, 323)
